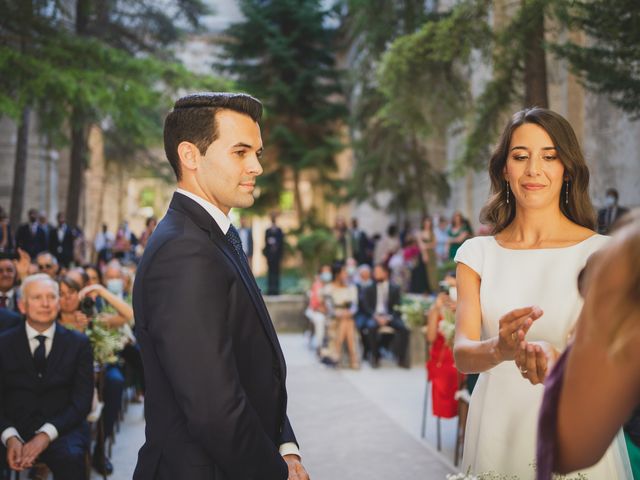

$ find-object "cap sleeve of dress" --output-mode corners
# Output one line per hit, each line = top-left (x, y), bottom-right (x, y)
(454, 237), (485, 277)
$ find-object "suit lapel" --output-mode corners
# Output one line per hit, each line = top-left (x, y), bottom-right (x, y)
(212, 229), (286, 374)
(169, 193), (286, 373)
(14, 326), (37, 377)
(46, 324), (67, 376)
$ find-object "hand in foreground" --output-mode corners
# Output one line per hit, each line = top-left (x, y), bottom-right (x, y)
(15, 248), (31, 280)
(79, 283), (105, 300)
(18, 432), (50, 469)
(284, 454), (310, 480)
(73, 311), (90, 331)
(497, 306), (543, 361)
(515, 340), (559, 385)
(6, 437), (24, 471)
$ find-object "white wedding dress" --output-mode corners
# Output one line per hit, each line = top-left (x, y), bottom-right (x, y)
(455, 235), (632, 479)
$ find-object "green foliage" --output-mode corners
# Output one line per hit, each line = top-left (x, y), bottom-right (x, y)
(552, 0), (640, 117)
(457, 0), (552, 172)
(295, 228), (338, 277)
(221, 0), (347, 217)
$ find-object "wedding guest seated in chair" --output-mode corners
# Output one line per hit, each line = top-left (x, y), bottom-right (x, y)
(362, 264), (410, 368)
(0, 274), (93, 480)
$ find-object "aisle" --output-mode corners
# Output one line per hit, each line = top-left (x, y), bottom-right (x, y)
(109, 334), (458, 479)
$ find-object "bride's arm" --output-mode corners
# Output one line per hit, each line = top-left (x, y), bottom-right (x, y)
(453, 263), (542, 373)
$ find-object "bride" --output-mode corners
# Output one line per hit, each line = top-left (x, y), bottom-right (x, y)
(453, 107), (632, 478)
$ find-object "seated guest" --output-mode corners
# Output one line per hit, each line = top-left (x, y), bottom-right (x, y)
(362, 264), (410, 368)
(58, 276), (127, 475)
(535, 210), (639, 479)
(326, 263), (359, 369)
(354, 264), (374, 360)
(0, 274), (93, 479)
(0, 258), (19, 312)
(426, 288), (459, 419)
(35, 252), (59, 279)
(305, 265), (331, 353)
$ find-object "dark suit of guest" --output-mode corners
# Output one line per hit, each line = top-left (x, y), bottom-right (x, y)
(132, 193), (296, 480)
(264, 225), (284, 295)
(15, 223), (47, 259)
(0, 323), (93, 479)
(0, 309), (21, 333)
(49, 224), (76, 268)
(597, 205), (629, 234)
(361, 282), (410, 368)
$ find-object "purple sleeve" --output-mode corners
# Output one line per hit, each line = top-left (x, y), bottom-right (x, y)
(536, 345), (572, 480)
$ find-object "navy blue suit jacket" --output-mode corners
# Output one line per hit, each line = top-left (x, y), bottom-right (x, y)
(0, 323), (93, 441)
(0, 308), (21, 333)
(132, 193), (296, 480)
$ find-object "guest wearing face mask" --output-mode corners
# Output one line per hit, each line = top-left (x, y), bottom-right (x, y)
(597, 188), (629, 234)
(355, 264), (374, 362)
(305, 265), (332, 354)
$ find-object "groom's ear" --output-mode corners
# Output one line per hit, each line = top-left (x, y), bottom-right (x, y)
(177, 142), (200, 174)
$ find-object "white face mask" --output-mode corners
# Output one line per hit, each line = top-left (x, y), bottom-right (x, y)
(448, 286), (458, 302)
(604, 195), (616, 208)
(106, 278), (124, 297)
(320, 272), (332, 283)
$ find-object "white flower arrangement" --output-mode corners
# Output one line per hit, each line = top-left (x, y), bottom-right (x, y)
(446, 465), (588, 479)
(438, 306), (456, 346)
(395, 296), (432, 328)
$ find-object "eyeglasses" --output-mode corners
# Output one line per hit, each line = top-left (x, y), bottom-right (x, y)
(38, 264), (53, 270)
(0, 267), (16, 273)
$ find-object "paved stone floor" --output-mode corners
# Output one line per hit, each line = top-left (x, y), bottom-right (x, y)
(104, 334), (459, 480)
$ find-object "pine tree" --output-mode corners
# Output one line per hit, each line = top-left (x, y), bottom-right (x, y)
(221, 0), (346, 224)
(553, 0), (640, 116)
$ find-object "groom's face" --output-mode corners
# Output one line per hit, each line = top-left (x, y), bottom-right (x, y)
(196, 109), (264, 214)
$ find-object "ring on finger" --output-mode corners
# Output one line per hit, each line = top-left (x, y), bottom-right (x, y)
(511, 332), (517, 341)
(519, 366), (528, 374)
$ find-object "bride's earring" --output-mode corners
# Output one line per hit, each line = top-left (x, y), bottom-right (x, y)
(506, 180), (510, 204)
(565, 180), (569, 205)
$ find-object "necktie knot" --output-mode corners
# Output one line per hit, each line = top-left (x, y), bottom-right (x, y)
(36, 335), (46, 346)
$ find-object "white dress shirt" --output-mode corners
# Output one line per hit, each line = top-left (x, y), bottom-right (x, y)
(175, 189), (300, 459)
(375, 281), (389, 315)
(1, 322), (59, 446)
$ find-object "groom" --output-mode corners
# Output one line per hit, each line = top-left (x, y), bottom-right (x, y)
(132, 93), (308, 480)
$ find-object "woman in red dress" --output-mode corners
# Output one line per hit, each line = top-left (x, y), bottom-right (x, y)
(426, 291), (460, 418)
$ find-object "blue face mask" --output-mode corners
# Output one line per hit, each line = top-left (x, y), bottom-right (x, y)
(604, 195), (616, 208)
(106, 278), (124, 297)
(320, 272), (332, 283)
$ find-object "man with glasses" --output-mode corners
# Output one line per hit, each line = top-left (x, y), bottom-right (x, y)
(0, 274), (93, 479)
(35, 252), (58, 279)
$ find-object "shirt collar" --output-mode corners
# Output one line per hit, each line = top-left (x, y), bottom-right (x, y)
(1, 288), (15, 299)
(176, 189), (231, 234)
(25, 321), (56, 341)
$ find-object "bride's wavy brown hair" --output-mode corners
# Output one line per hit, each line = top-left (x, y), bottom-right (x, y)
(479, 108), (596, 234)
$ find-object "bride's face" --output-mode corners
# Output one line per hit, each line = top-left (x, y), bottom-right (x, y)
(504, 123), (566, 211)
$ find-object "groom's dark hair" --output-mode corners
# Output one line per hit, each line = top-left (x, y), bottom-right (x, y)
(163, 92), (263, 181)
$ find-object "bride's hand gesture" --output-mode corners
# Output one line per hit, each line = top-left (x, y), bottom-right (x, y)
(515, 340), (559, 385)
(497, 306), (543, 361)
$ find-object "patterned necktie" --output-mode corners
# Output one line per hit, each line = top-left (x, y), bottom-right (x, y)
(226, 225), (248, 265)
(0, 296), (7, 308)
(33, 335), (47, 377)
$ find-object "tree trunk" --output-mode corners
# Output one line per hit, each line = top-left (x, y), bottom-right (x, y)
(9, 106), (31, 227)
(66, 107), (86, 228)
(292, 168), (304, 227)
(66, 0), (90, 228)
(523, 1), (548, 108)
